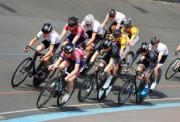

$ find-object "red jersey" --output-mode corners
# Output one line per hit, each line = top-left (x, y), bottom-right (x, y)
(64, 24), (85, 37)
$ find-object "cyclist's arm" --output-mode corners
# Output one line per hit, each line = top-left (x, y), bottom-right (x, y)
(72, 34), (80, 45)
(101, 14), (109, 28)
(28, 37), (38, 47)
(68, 63), (80, 78)
(59, 28), (67, 41)
(86, 32), (97, 46)
(129, 35), (136, 46)
(90, 51), (99, 63)
(54, 56), (63, 67)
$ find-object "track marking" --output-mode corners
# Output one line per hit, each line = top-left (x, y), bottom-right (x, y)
(1, 97), (180, 116)
(1, 102), (180, 122)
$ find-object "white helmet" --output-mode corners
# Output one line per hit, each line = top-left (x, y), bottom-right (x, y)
(84, 14), (95, 27)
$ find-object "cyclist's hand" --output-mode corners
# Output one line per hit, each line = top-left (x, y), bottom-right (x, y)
(48, 64), (57, 71)
(24, 46), (29, 52)
(64, 75), (70, 81)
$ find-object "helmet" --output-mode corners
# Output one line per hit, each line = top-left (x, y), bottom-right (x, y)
(123, 18), (132, 28)
(84, 14), (95, 27)
(67, 16), (79, 27)
(109, 9), (116, 17)
(140, 42), (149, 52)
(102, 39), (112, 49)
(112, 29), (122, 38)
(62, 43), (75, 53)
(150, 36), (160, 45)
(41, 23), (53, 33)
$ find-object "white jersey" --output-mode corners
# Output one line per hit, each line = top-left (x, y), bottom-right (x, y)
(36, 30), (61, 44)
(149, 42), (168, 55)
(81, 19), (104, 35)
(108, 11), (126, 24)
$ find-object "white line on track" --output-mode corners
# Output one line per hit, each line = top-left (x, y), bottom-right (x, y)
(0, 97), (180, 116)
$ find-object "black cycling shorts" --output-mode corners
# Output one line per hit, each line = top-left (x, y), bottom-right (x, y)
(41, 40), (60, 52)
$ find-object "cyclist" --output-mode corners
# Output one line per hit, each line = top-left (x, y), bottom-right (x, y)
(59, 16), (86, 48)
(105, 29), (130, 60)
(24, 23), (60, 66)
(48, 42), (86, 102)
(81, 14), (105, 59)
(101, 9), (127, 33)
(122, 18), (139, 46)
(129, 42), (158, 96)
(89, 39), (120, 89)
(149, 37), (168, 90)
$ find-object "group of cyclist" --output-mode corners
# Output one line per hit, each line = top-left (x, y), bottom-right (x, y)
(24, 8), (171, 102)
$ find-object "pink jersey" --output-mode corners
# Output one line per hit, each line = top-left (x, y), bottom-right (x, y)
(60, 48), (86, 64)
(64, 24), (85, 37)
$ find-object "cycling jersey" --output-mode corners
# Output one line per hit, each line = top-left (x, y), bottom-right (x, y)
(149, 42), (168, 56)
(96, 44), (120, 62)
(81, 19), (104, 36)
(130, 49), (158, 69)
(60, 48), (86, 64)
(64, 24), (85, 37)
(117, 34), (130, 50)
(36, 30), (61, 44)
(108, 11), (127, 25)
(105, 33), (129, 50)
(123, 26), (139, 38)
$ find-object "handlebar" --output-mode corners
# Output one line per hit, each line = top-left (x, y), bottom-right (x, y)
(26, 46), (44, 56)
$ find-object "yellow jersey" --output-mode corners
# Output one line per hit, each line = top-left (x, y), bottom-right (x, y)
(123, 26), (139, 38)
(105, 33), (129, 50)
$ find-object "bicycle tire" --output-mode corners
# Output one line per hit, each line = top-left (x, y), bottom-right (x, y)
(165, 58), (179, 79)
(36, 78), (57, 108)
(57, 77), (75, 106)
(78, 74), (95, 102)
(11, 57), (32, 87)
(118, 78), (134, 105)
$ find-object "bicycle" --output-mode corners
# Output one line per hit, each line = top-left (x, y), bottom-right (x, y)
(165, 55), (179, 79)
(78, 59), (118, 102)
(118, 64), (161, 105)
(11, 46), (49, 87)
(36, 68), (75, 108)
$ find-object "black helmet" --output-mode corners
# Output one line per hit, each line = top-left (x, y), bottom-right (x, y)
(102, 39), (112, 49)
(62, 43), (75, 53)
(150, 36), (160, 45)
(140, 42), (149, 52)
(67, 16), (79, 27)
(41, 23), (53, 33)
(124, 18), (132, 28)
(112, 29), (122, 38)
(109, 9), (116, 17)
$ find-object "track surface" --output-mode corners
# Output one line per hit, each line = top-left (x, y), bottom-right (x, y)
(0, 0), (180, 121)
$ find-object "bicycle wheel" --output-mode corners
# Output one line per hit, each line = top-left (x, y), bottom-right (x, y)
(118, 78), (134, 105)
(78, 74), (95, 102)
(11, 57), (32, 87)
(165, 58), (179, 79)
(57, 78), (75, 106)
(36, 78), (57, 108)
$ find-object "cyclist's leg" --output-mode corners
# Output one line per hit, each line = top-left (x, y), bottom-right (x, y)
(129, 35), (140, 46)
(36, 40), (46, 52)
